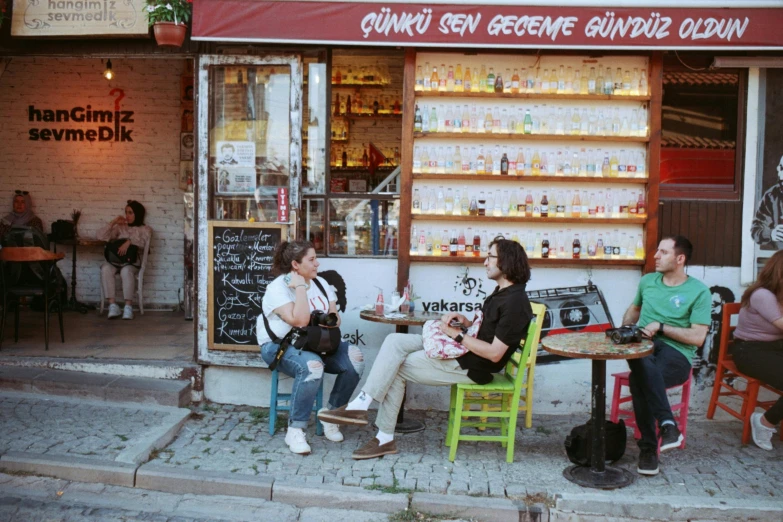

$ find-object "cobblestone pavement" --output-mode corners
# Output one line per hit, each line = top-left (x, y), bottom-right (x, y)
(154, 403), (783, 504)
(0, 473), (466, 522)
(0, 393), (173, 461)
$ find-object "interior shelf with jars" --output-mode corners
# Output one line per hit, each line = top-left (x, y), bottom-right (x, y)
(403, 52), (655, 267)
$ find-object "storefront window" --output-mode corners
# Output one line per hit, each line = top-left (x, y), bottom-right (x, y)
(661, 63), (744, 199)
(300, 49), (403, 257)
(209, 64), (291, 220)
(328, 198), (399, 256)
(303, 54), (328, 195)
(301, 198), (326, 254)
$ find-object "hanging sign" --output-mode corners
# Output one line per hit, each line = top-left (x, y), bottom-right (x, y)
(277, 187), (289, 223)
(193, 1), (783, 49)
(12, 0), (149, 37)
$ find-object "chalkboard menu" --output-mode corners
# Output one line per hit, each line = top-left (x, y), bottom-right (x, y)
(207, 221), (287, 351)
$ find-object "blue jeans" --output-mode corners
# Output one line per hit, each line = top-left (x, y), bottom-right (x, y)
(627, 339), (691, 450)
(261, 340), (363, 429)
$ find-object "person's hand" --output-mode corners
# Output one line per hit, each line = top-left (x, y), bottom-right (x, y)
(441, 313), (469, 327)
(641, 321), (660, 339)
(438, 322), (460, 339)
(112, 216), (126, 226)
(771, 225), (783, 242)
(287, 271), (307, 289)
(117, 239), (131, 256)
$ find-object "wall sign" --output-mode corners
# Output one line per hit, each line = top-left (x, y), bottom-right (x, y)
(208, 221), (286, 351)
(12, 0), (148, 37)
(193, 1), (783, 49)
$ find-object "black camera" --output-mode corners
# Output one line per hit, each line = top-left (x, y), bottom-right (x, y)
(605, 325), (646, 345)
(310, 310), (339, 328)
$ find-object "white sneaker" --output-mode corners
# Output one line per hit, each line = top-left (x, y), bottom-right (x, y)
(750, 412), (776, 451)
(122, 305), (134, 320)
(284, 427), (311, 455)
(107, 303), (121, 319)
(318, 408), (344, 442)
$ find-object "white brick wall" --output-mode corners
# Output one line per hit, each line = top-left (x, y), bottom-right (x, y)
(0, 57), (186, 307)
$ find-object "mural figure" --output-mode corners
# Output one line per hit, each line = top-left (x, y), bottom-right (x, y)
(319, 269), (347, 313)
(694, 285), (736, 380)
(751, 154), (783, 251)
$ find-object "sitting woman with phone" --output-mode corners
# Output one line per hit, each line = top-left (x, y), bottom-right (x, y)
(257, 240), (364, 455)
(97, 200), (151, 320)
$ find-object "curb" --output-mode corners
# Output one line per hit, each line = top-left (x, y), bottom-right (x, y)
(136, 463), (272, 499)
(0, 452), (136, 487)
(411, 492), (527, 522)
(116, 408), (192, 464)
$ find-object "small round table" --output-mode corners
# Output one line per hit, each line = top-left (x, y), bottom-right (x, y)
(541, 332), (653, 490)
(51, 237), (105, 314)
(360, 309), (441, 434)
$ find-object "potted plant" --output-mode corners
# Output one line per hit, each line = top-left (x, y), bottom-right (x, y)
(146, 0), (192, 48)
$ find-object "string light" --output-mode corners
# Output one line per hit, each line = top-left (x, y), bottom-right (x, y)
(103, 59), (114, 81)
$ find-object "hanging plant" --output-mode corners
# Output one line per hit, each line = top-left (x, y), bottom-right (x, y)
(145, 0), (192, 47)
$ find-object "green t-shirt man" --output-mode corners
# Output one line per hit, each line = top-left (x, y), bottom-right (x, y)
(632, 272), (712, 363)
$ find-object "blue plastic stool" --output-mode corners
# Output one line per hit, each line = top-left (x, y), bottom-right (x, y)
(269, 368), (324, 436)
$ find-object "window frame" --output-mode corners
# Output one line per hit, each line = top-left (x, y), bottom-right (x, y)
(659, 66), (746, 201)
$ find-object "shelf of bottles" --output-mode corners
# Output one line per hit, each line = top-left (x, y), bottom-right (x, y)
(407, 53), (651, 267)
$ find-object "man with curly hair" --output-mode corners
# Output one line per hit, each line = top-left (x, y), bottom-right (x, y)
(318, 238), (533, 460)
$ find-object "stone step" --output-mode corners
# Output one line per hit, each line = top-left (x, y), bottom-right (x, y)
(0, 366), (191, 407)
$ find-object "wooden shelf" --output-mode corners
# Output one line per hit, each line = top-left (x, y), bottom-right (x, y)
(331, 166), (398, 172)
(414, 91), (650, 102)
(412, 173), (648, 184)
(334, 113), (403, 119)
(411, 214), (647, 225)
(413, 132), (648, 143)
(410, 255), (645, 266)
(305, 82), (390, 88)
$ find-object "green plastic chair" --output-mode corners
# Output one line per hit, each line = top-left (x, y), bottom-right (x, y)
(445, 303), (546, 463)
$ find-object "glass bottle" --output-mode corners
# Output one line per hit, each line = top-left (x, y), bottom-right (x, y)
(464, 227), (473, 256)
(438, 64), (447, 91)
(430, 66), (439, 92)
(541, 233), (550, 259)
(501, 152), (509, 175)
(415, 65), (424, 91)
(486, 67), (496, 93)
(511, 68), (520, 93)
(540, 191), (549, 218)
(446, 65), (455, 92)
(454, 64), (463, 92)
(572, 233), (581, 259)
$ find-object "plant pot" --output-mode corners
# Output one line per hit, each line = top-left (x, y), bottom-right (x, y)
(153, 22), (187, 48)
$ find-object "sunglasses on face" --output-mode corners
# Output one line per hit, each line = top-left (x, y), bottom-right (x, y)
(15, 190), (29, 195)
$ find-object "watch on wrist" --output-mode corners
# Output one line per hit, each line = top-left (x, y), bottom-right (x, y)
(658, 323), (665, 335)
(453, 333), (464, 344)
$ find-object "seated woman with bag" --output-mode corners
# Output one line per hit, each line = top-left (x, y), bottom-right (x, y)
(97, 200), (151, 320)
(257, 240), (364, 455)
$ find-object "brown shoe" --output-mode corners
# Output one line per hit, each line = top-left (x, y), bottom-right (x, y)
(317, 405), (369, 426)
(352, 438), (398, 460)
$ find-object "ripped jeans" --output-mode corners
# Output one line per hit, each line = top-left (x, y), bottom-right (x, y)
(261, 340), (364, 429)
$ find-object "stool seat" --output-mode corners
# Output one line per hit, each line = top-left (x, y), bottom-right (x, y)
(610, 368), (693, 450)
(269, 368), (324, 436)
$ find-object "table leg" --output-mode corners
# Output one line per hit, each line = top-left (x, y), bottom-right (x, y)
(65, 242), (93, 314)
(563, 359), (634, 489)
(394, 323), (425, 434)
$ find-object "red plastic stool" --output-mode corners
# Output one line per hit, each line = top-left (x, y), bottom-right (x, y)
(609, 368), (693, 449)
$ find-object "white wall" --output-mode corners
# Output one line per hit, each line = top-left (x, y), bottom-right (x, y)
(0, 57), (186, 307)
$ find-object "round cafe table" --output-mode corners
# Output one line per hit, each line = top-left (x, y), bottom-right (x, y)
(360, 309), (441, 434)
(541, 332), (653, 490)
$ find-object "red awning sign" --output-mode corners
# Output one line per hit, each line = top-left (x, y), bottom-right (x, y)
(192, 1), (783, 50)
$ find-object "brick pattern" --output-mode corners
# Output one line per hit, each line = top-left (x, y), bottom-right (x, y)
(0, 58), (187, 306)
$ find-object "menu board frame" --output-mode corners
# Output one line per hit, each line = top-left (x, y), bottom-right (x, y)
(207, 220), (288, 352)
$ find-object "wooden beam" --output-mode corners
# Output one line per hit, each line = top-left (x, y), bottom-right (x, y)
(397, 48), (416, 293)
(645, 52), (663, 274)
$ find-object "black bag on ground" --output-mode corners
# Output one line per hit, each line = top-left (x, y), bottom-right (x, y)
(104, 239), (139, 268)
(51, 220), (75, 241)
(564, 419), (626, 466)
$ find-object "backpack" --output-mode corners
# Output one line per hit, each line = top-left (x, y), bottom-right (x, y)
(564, 419), (627, 466)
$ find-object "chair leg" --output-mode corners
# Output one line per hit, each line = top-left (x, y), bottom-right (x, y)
(314, 380), (324, 437)
(609, 375), (623, 423)
(138, 281), (144, 315)
(0, 292), (7, 350)
(506, 393), (520, 463)
(448, 390), (465, 462)
(445, 385), (456, 447)
(14, 298), (20, 343)
(269, 370), (279, 436)
(57, 295), (65, 343)
(706, 366), (724, 420)
(44, 287), (50, 351)
(742, 381), (761, 445)
(524, 368), (535, 429)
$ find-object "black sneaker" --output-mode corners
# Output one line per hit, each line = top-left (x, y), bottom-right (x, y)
(659, 423), (683, 452)
(637, 448), (659, 476)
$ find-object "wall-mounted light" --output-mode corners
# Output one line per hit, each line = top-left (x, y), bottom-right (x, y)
(103, 59), (114, 80)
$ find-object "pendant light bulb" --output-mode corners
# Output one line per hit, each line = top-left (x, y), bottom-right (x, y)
(104, 59), (114, 81)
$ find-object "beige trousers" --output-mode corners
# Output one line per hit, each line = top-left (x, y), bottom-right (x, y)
(362, 333), (473, 433)
(101, 263), (139, 302)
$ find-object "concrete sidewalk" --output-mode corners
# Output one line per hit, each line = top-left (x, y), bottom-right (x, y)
(1, 391), (781, 521)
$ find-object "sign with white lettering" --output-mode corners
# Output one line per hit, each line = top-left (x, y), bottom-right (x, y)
(12, 0), (148, 38)
(208, 221), (287, 351)
(192, 1), (783, 49)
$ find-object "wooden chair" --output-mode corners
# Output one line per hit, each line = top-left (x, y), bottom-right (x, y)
(445, 303), (546, 463)
(99, 231), (152, 315)
(0, 247), (65, 351)
(706, 302), (783, 443)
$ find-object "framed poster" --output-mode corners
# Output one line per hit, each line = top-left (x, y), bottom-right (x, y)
(216, 167), (257, 195)
(180, 132), (194, 161)
(179, 161), (193, 191)
(216, 140), (255, 167)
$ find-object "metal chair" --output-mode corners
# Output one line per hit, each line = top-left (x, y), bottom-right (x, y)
(99, 231), (152, 315)
(0, 247), (65, 351)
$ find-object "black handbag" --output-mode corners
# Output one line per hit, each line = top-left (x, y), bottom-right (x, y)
(564, 419), (627, 466)
(51, 220), (75, 241)
(262, 278), (342, 369)
(104, 238), (140, 268)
